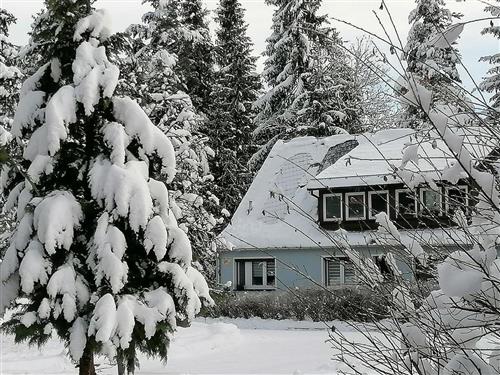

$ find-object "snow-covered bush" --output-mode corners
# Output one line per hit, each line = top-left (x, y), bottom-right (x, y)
(203, 288), (389, 322)
(0, 3), (212, 375)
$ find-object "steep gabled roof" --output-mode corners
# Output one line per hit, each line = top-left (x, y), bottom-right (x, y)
(308, 128), (492, 189)
(220, 129), (482, 250)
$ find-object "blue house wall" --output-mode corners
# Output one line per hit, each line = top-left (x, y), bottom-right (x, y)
(218, 246), (414, 290)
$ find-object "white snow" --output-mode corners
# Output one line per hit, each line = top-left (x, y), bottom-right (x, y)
(33, 191), (83, 255)
(428, 23), (465, 49)
(50, 58), (61, 83)
(69, 317), (87, 362)
(93, 214), (128, 293)
(144, 215), (168, 260)
(0, 317), (383, 374)
(18, 240), (49, 293)
(24, 86), (77, 161)
(0, 243), (19, 283)
(157, 262), (201, 321)
(20, 311), (37, 328)
(27, 155), (54, 184)
(46, 264), (79, 322)
(88, 293), (117, 344)
(74, 9), (112, 42)
(11, 91), (45, 138)
(89, 158), (153, 232)
(167, 226), (192, 267)
(115, 297), (135, 348)
(102, 121), (130, 167)
(186, 266), (214, 306)
(398, 75), (432, 113)
(0, 273), (20, 316)
(72, 41), (119, 115)
(18, 63), (49, 97)
(112, 97), (176, 181)
(0, 125), (12, 146)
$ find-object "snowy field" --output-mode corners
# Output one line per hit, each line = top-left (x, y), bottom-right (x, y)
(0, 317), (377, 374)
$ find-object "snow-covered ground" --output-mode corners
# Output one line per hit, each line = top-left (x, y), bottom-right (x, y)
(0, 317), (377, 374)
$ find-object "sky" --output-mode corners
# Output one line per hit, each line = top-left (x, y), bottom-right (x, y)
(2, 0), (498, 92)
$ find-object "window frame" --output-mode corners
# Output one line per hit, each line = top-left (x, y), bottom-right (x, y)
(395, 188), (417, 218)
(322, 193), (343, 222)
(345, 192), (366, 221)
(419, 187), (443, 216)
(323, 256), (357, 286)
(233, 257), (277, 291)
(368, 190), (390, 220)
(445, 185), (468, 214)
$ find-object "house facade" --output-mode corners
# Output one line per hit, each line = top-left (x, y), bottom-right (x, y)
(218, 129), (486, 291)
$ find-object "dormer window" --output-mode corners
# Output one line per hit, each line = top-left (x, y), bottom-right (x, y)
(368, 190), (389, 219)
(396, 189), (417, 217)
(446, 186), (468, 215)
(323, 193), (343, 221)
(420, 188), (442, 216)
(346, 192), (366, 220)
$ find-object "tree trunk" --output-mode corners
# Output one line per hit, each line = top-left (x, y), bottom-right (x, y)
(126, 341), (136, 375)
(79, 343), (96, 375)
(117, 349), (126, 375)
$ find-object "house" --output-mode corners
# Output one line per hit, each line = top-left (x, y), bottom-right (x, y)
(217, 128), (490, 291)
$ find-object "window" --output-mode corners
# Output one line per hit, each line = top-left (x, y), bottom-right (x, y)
(373, 255), (394, 280)
(396, 189), (417, 217)
(446, 186), (468, 215)
(235, 259), (276, 290)
(420, 188), (442, 216)
(251, 261), (264, 285)
(323, 193), (343, 222)
(346, 192), (366, 220)
(368, 191), (389, 219)
(325, 257), (356, 285)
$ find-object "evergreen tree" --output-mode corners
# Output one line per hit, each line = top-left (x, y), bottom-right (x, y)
(209, 0), (261, 216)
(0, 9), (22, 255)
(111, 5), (221, 285)
(177, 0), (215, 112)
(0, 2), (212, 375)
(0, 9), (22, 130)
(142, 0), (214, 113)
(252, 0), (362, 170)
(480, 1), (500, 111)
(399, 0), (463, 128)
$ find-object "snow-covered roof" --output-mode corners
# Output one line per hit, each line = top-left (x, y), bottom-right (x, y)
(308, 128), (491, 189)
(220, 129), (483, 250)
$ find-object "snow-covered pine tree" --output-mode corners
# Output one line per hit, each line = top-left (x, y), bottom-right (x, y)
(399, 0), (463, 128)
(111, 6), (221, 284)
(479, 1), (500, 112)
(209, 0), (262, 216)
(0, 2), (213, 375)
(0, 9), (22, 131)
(0, 9), (22, 256)
(176, 0), (215, 113)
(251, 0), (362, 170)
(142, 0), (214, 114)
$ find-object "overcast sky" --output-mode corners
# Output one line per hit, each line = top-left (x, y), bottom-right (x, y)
(3, 0), (497, 91)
